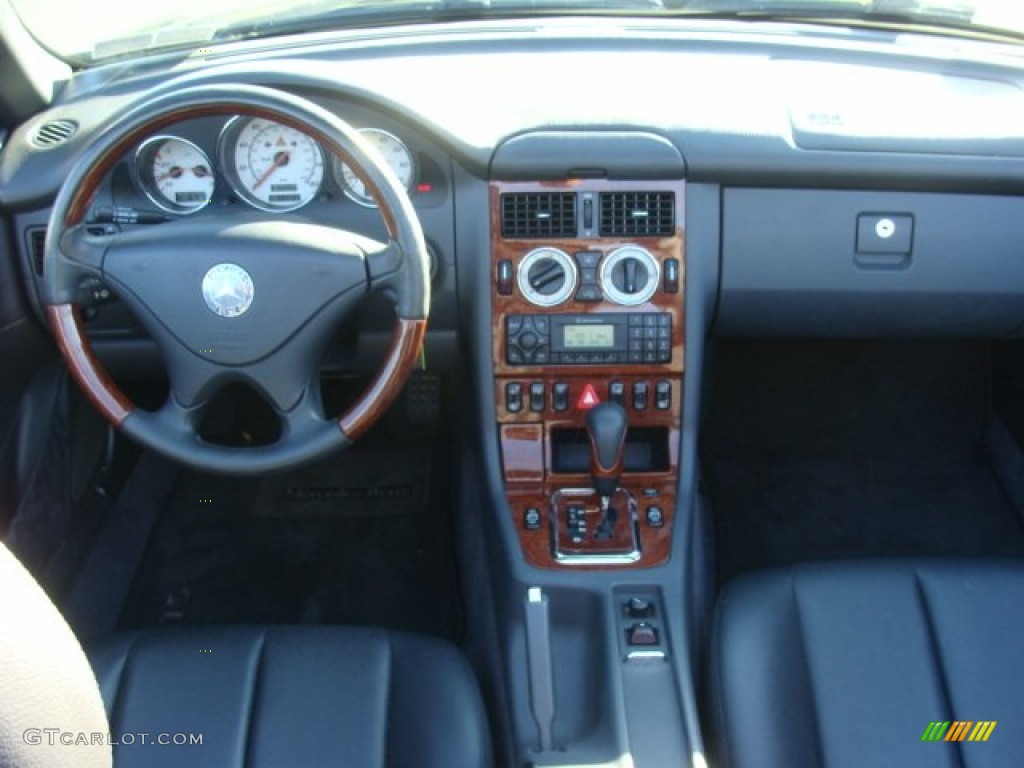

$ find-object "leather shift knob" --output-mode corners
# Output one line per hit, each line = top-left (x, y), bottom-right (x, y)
(585, 402), (627, 498)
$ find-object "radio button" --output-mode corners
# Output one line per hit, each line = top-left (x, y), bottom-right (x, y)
(506, 315), (523, 333)
(532, 316), (550, 334)
(657, 313), (672, 327)
(507, 347), (524, 365)
(628, 314), (644, 327)
(629, 327), (644, 340)
(519, 331), (539, 350)
(643, 352), (658, 363)
(533, 347), (550, 365)
(643, 315), (658, 327)
(629, 352), (643, 363)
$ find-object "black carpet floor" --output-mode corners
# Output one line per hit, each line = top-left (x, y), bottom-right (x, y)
(120, 436), (462, 641)
(703, 341), (1024, 585)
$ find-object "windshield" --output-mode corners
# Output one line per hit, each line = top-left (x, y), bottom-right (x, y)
(10, 0), (1024, 65)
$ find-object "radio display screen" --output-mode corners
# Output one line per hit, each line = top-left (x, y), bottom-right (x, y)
(563, 324), (615, 349)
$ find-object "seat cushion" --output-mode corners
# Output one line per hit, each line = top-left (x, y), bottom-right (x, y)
(710, 560), (1024, 768)
(87, 626), (491, 768)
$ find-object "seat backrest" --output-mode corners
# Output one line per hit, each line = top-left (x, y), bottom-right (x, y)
(0, 541), (110, 768)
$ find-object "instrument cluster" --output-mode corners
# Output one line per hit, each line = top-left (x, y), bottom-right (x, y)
(132, 116), (416, 215)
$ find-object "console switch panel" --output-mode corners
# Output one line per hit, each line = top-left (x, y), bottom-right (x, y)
(615, 587), (669, 661)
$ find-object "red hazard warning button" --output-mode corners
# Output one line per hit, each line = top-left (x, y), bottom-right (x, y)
(576, 384), (601, 411)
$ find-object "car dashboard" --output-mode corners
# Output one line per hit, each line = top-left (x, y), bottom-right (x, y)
(3, 13), (1024, 767)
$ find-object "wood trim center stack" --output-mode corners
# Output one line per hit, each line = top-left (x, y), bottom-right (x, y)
(491, 179), (686, 569)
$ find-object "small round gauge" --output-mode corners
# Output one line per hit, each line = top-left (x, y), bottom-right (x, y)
(219, 117), (324, 211)
(333, 128), (416, 208)
(136, 136), (215, 214)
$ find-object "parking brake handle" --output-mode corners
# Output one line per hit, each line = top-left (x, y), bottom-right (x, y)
(525, 587), (556, 752)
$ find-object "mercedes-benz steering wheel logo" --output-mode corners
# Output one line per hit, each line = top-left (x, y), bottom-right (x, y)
(202, 263), (254, 318)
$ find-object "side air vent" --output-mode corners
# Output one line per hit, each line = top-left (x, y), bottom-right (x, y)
(31, 119), (77, 148)
(599, 191), (674, 237)
(501, 192), (577, 239)
(27, 229), (46, 276)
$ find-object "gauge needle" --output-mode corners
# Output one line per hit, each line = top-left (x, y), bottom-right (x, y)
(252, 151), (290, 190)
(155, 166), (183, 182)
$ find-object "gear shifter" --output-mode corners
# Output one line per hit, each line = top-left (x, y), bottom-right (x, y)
(585, 402), (628, 515)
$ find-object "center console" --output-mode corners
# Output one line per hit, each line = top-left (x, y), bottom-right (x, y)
(491, 179), (686, 569)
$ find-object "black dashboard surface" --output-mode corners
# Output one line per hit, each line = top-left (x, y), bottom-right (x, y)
(4, 16), (1024, 345)
(5, 18), (1024, 204)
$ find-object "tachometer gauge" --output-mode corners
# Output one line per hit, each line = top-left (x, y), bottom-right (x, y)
(333, 128), (415, 208)
(136, 136), (215, 214)
(219, 117), (324, 211)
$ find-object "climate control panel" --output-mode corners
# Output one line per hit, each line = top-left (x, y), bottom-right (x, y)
(509, 245), (678, 308)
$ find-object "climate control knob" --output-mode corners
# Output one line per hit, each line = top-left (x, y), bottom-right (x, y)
(517, 247), (578, 307)
(600, 246), (660, 306)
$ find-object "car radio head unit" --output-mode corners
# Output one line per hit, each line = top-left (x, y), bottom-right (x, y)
(505, 312), (672, 365)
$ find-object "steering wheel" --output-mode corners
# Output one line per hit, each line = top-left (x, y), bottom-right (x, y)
(43, 84), (429, 475)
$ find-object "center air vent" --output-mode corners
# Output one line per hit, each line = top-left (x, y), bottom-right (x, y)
(600, 191), (674, 237)
(501, 192), (577, 239)
(31, 120), (78, 148)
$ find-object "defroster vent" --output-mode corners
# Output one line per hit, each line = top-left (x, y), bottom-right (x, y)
(600, 191), (674, 237)
(501, 192), (577, 239)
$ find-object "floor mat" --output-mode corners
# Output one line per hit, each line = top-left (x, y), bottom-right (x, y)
(119, 445), (461, 641)
(703, 341), (1024, 585)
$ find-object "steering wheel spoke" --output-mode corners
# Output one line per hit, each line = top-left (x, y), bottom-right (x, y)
(154, 392), (206, 437)
(275, 385), (330, 443)
(58, 224), (112, 270)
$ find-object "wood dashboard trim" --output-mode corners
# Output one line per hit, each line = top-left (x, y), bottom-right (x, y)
(491, 179), (686, 570)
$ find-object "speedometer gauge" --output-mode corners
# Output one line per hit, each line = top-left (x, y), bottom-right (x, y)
(219, 117), (324, 211)
(136, 136), (214, 214)
(333, 128), (415, 208)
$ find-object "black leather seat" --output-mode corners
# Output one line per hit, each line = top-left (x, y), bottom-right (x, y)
(87, 626), (491, 768)
(710, 560), (1024, 768)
